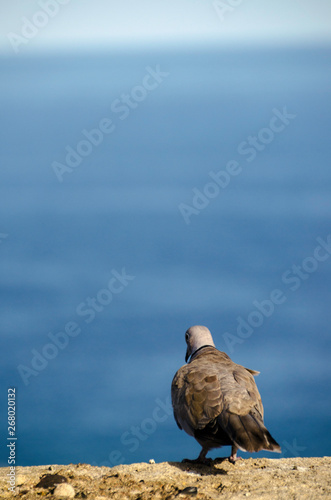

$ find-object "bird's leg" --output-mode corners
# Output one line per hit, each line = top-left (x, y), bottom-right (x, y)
(197, 447), (211, 464)
(229, 445), (242, 464)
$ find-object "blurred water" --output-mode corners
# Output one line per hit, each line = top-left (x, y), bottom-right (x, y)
(1, 46), (331, 466)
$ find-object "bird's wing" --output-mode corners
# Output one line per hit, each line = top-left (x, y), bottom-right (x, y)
(171, 359), (224, 435)
(172, 350), (264, 435)
(219, 362), (264, 418)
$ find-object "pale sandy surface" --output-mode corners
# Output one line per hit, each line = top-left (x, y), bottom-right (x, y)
(1, 457), (330, 499)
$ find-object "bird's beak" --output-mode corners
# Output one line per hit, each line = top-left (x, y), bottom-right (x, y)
(185, 346), (191, 363)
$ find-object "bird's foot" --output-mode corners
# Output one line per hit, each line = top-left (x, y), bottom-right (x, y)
(228, 445), (242, 464)
(228, 454), (242, 464)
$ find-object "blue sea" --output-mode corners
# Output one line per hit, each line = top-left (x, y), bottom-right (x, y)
(1, 45), (331, 467)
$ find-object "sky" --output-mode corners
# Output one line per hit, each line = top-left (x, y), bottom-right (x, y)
(1, 0), (331, 55)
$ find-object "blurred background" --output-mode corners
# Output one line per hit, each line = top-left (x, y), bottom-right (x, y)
(0, 0), (331, 466)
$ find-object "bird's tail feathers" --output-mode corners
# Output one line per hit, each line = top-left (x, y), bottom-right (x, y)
(218, 410), (281, 453)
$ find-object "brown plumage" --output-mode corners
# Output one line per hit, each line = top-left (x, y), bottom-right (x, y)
(171, 325), (281, 463)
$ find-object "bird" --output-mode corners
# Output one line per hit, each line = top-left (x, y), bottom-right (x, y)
(171, 325), (281, 464)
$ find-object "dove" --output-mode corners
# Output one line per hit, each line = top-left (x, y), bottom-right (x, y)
(171, 325), (281, 464)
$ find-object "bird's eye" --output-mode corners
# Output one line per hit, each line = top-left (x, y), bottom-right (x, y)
(185, 332), (189, 341)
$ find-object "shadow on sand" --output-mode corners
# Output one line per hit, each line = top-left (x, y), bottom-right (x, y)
(168, 457), (231, 477)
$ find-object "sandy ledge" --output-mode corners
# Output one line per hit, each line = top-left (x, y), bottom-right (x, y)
(0, 457), (330, 499)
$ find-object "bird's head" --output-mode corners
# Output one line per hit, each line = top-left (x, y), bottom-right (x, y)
(185, 325), (215, 362)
